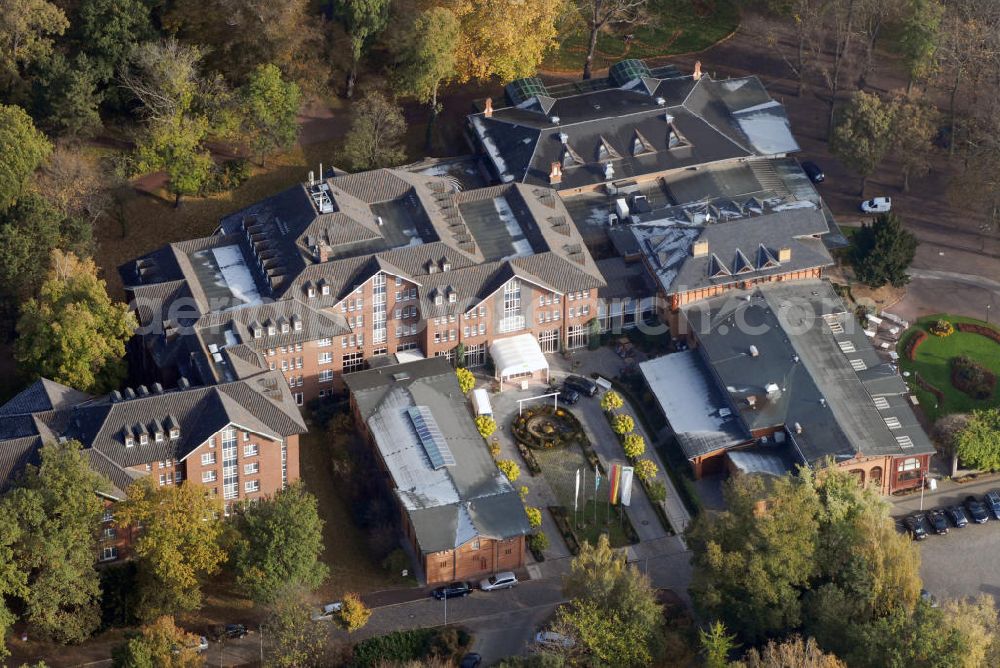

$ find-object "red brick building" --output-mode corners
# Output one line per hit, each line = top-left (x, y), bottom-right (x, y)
(121, 170), (604, 403)
(0, 374), (306, 563)
(345, 358), (530, 585)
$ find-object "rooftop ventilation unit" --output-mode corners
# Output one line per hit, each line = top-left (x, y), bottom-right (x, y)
(655, 97), (666, 106)
(550, 116), (560, 124)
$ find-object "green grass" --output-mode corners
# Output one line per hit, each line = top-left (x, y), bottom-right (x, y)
(574, 499), (632, 548)
(897, 315), (1000, 422)
(542, 0), (741, 73)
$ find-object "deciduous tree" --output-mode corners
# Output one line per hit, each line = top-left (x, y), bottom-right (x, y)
(393, 7), (460, 115)
(475, 415), (497, 439)
(599, 390), (623, 412)
(341, 91), (406, 171)
(136, 112), (213, 207)
(896, 0), (944, 92)
(76, 0), (155, 85)
(611, 413), (633, 435)
(239, 64), (301, 167)
(622, 433), (645, 459)
(456, 367), (475, 394)
(230, 483), (327, 604)
(115, 480), (226, 620)
(0, 0), (67, 90)
(338, 592), (371, 634)
(111, 615), (205, 668)
(955, 408), (1000, 471)
(15, 250), (135, 392)
(850, 212), (918, 288)
(119, 38), (203, 126)
(634, 458), (657, 482)
(447, 0), (565, 83)
(831, 91), (894, 197)
(340, 0), (390, 98)
(262, 593), (328, 668)
(888, 90), (937, 191)
(3, 439), (106, 644)
(0, 103), (51, 212)
(0, 515), (25, 661)
(736, 634), (844, 668)
(579, 0), (647, 80)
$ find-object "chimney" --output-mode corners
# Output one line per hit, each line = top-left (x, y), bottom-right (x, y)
(693, 60), (702, 81)
(178, 377), (190, 390)
(746, 395), (757, 409)
(749, 345), (759, 357)
(318, 243), (329, 263)
(484, 97), (493, 118)
(152, 382), (164, 394)
(778, 247), (791, 262)
(794, 422), (803, 434)
(549, 161), (563, 185)
(604, 161), (614, 180)
(692, 240), (709, 257)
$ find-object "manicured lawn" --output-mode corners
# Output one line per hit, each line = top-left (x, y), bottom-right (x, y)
(897, 315), (1000, 422)
(542, 0), (741, 74)
(532, 436), (630, 548)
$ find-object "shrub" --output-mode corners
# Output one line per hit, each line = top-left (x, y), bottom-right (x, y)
(352, 629), (436, 667)
(646, 479), (667, 504)
(338, 592), (371, 633)
(518, 485), (529, 502)
(456, 368), (475, 394)
(525, 506), (542, 529)
(600, 390), (624, 412)
(496, 459), (521, 482)
(623, 433), (646, 460)
(489, 443), (501, 459)
(380, 548), (410, 576)
(635, 458), (658, 483)
(529, 531), (549, 553)
(930, 319), (954, 337)
(904, 330), (928, 361)
(200, 158), (251, 195)
(612, 414), (635, 435)
(475, 415), (497, 439)
(951, 356), (996, 400)
(516, 442), (541, 474)
(956, 322), (1000, 344)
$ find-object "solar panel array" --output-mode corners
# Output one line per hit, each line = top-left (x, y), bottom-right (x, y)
(407, 406), (456, 469)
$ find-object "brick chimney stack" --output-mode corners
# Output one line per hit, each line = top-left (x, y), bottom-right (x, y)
(484, 97), (494, 118)
(318, 243), (329, 263)
(693, 61), (702, 81)
(549, 161), (562, 184)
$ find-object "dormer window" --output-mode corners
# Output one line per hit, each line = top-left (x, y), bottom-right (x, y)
(293, 318), (302, 331)
(281, 322), (289, 334)
(169, 428), (180, 440)
(267, 326), (276, 336)
(428, 264), (438, 274)
(155, 431), (164, 443)
(434, 293), (443, 305)
(307, 287), (316, 299)
(448, 292), (457, 303)
(253, 327), (261, 339)
(139, 433), (149, 446)
(125, 436), (135, 448)
(321, 285), (330, 296)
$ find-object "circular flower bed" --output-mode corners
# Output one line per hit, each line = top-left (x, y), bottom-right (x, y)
(511, 404), (584, 449)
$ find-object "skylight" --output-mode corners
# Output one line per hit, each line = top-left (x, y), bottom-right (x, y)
(407, 406), (456, 469)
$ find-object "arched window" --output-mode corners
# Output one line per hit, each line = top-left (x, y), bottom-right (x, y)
(870, 466), (883, 487)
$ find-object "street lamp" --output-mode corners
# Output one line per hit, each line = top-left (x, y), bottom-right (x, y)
(987, 304), (992, 325)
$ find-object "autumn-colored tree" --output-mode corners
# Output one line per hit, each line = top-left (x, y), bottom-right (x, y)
(0, 0), (68, 89)
(475, 415), (497, 439)
(831, 90), (894, 197)
(115, 480), (226, 620)
(699, 621), (738, 668)
(525, 506), (542, 529)
(239, 63), (301, 166)
(119, 38), (203, 126)
(496, 459), (521, 482)
(599, 390), (623, 412)
(338, 592), (371, 634)
(3, 440), (107, 644)
(896, 0), (944, 91)
(0, 518), (23, 661)
(15, 250), (135, 393)
(611, 414), (634, 435)
(0, 104), (51, 212)
(446, 0), (565, 83)
(622, 433), (645, 460)
(111, 615), (205, 668)
(136, 113), (213, 207)
(888, 90), (937, 191)
(955, 409), (1000, 471)
(263, 593), (328, 668)
(393, 7), (460, 115)
(736, 634), (845, 668)
(456, 367), (475, 394)
(633, 458), (657, 483)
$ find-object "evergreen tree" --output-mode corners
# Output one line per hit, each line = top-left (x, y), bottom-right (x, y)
(850, 212), (918, 288)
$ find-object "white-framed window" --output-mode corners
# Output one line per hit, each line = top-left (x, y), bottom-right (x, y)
(201, 452), (216, 466)
(281, 322), (289, 334)
(100, 546), (118, 562)
(499, 279), (524, 332)
(322, 285), (330, 295)
(319, 351), (332, 364)
(245, 480), (261, 493)
(294, 392), (303, 406)
(154, 431), (164, 443)
(159, 474), (167, 486)
(293, 319), (302, 331)
(897, 457), (920, 472)
(478, 322), (486, 335)
(538, 328), (560, 353)
(244, 443), (259, 457)
(243, 432), (250, 442)
(244, 462), (260, 475)
(223, 428), (239, 500)
(268, 325), (276, 336)
(465, 343), (487, 367)
(567, 324), (589, 349)
(103, 526), (116, 540)
(202, 470), (217, 483)
(139, 433), (149, 446)
(169, 428), (179, 440)
(342, 351), (365, 373)
(319, 369), (334, 383)
(125, 436), (134, 448)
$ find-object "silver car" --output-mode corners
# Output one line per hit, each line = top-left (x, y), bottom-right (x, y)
(479, 571), (518, 591)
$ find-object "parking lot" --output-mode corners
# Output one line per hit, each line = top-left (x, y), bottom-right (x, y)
(894, 481), (1000, 604)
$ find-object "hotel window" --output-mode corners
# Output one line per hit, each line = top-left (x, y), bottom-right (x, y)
(321, 285), (330, 295)
(159, 474), (167, 486)
(293, 319), (302, 331)
(307, 287), (315, 299)
(222, 429), (239, 500)
(478, 322), (486, 335)
(394, 308), (402, 319)
(472, 539), (480, 550)
(145, 463), (151, 472)
(245, 480), (260, 493)
(243, 431), (250, 441)
(244, 443), (259, 457)
(395, 276), (402, 286)
(101, 546), (118, 561)
(244, 462), (260, 475)
(295, 343), (303, 352)
(499, 279), (524, 332)
(169, 428), (179, 440)
(342, 351), (365, 373)
(318, 337), (331, 347)
(449, 330), (456, 341)
(202, 470), (217, 483)
(268, 326), (275, 336)
(174, 471), (183, 483)
(569, 307), (576, 318)
(434, 332), (441, 343)
(139, 433), (148, 445)
(155, 431), (164, 443)
(281, 323), (289, 334)
(125, 436), (134, 448)
(319, 352), (333, 364)
(201, 452), (216, 466)
(395, 325), (402, 337)
(281, 360), (288, 371)
(479, 305), (486, 317)
(464, 326), (470, 337)
(319, 369), (334, 383)
(294, 392), (303, 406)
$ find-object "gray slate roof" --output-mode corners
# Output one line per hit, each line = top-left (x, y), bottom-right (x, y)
(346, 358), (531, 553)
(681, 280), (934, 465)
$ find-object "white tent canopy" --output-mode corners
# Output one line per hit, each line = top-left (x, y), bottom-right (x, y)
(490, 334), (549, 386)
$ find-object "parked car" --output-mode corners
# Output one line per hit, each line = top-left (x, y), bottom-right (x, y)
(479, 571), (518, 591)
(801, 160), (825, 183)
(558, 388), (580, 405)
(563, 375), (598, 397)
(927, 509), (950, 535)
(432, 582), (472, 600)
(209, 624), (249, 641)
(311, 602), (343, 621)
(985, 490), (1000, 519)
(903, 513), (930, 541)
(946, 505), (969, 528)
(172, 635), (209, 655)
(964, 495), (990, 524)
(535, 631), (575, 649)
(860, 196), (891, 213)
(459, 654), (482, 668)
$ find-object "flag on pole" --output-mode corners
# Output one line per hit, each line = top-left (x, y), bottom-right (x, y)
(594, 466), (601, 494)
(609, 464), (621, 504)
(619, 466), (635, 506)
(574, 468), (580, 513)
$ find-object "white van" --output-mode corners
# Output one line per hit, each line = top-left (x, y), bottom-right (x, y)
(471, 388), (492, 418)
